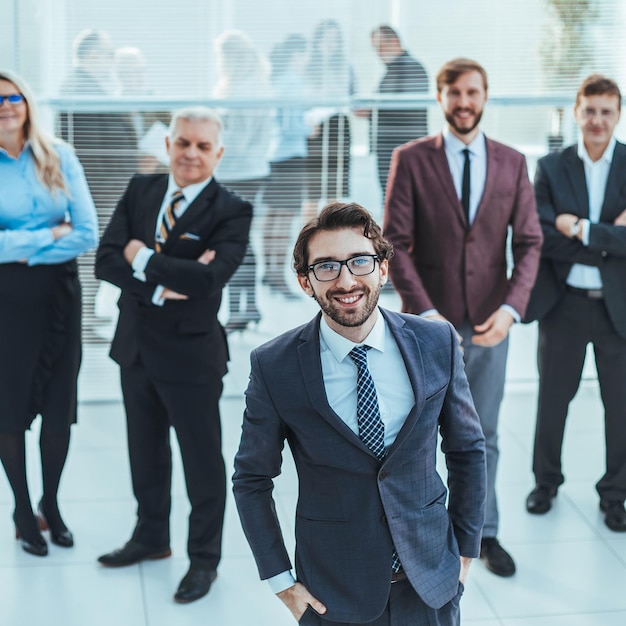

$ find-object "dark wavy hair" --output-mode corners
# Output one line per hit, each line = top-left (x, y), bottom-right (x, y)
(293, 202), (394, 276)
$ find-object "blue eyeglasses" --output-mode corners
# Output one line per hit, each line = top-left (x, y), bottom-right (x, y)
(0, 94), (25, 106)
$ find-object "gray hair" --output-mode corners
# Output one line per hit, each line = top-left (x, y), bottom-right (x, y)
(168, 107), (224, 148)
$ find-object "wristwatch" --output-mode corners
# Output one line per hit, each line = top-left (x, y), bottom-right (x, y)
(569, 218), (581, 238)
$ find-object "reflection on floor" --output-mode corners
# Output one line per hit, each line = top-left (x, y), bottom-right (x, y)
(1, 287), (625, 626)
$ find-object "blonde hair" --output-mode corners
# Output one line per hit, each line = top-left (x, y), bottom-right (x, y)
(0, 70), (68, 194)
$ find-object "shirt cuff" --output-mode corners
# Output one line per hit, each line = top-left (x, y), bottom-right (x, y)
(132, 247), (155, 282)
(152, 285), (166, 306)
(267, 570), (296, 594)
(419, 309), (439, 318)
(500, 304), (520, 323)
(581, 219), (590, 246)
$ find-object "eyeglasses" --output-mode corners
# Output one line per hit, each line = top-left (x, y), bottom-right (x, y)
(0, 94), (24, 106)
(308, 255), (379, 282)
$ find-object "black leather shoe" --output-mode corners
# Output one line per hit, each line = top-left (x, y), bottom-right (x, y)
(38, 500), (74, 548)
(526, 485), (558, 514)
(480, 538), (516, 577)
(13, 512), (48, 557)
(174, 568), (217, 603)
(98, 541), (171, 567)
(600, 500), (626, 532)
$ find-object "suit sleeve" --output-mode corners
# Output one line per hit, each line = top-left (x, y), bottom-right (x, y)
(142, 198), (252, 298)
(504, 155), (543, 316)
(384, 148), (435, 314)
(94, 178), (158, 304)
(534, 158), (603, 266)
(232, 349), (293, 580)
(438, 323), (487, 557)
(588, 223), (626, 257)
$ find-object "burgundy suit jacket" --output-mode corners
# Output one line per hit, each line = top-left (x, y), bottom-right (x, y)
(384, 133), (543, 327)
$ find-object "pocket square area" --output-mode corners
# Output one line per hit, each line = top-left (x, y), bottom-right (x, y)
(180, 232), (201, 241)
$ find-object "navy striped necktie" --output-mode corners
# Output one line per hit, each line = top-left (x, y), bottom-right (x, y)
(348, 345), (402, 573)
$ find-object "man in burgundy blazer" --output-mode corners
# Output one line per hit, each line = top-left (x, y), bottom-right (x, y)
(384, 58), (542, 578)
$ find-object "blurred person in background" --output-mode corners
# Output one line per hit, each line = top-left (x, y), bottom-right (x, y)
(368, 25), (429, 194)
(214, 30), (274, 332)
(302, 19), (355, 221)
(58, 29), (138, 343)
(263, 34), (312, 299)
(114, 46), (171, 175)
(0, 70), (98, 556)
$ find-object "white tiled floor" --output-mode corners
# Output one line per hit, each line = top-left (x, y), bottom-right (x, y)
(1, 285), (625, 626)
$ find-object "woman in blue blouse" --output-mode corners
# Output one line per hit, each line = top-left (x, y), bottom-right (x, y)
(0, 70), (98, 556)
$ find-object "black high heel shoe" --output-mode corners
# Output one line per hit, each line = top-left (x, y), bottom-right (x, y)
(13, 512), (48, 557)
(38, 500), (74, 548)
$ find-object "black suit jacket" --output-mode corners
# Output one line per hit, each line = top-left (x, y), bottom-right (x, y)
(95, 174), (252, 383)
(525, 142), (626, 338)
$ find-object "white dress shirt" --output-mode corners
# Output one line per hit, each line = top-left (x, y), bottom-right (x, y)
(566, 136), (616, 289)
(267, 309), (415, 594)
(131, 175), (212, 304)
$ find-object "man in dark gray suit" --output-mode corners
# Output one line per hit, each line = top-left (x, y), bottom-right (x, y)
(233, 203), (486, 625)
(525, 74), (626, 532)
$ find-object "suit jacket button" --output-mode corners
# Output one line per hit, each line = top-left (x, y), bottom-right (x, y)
(379, 470), (388, 480)
(602, 251), (607, 257)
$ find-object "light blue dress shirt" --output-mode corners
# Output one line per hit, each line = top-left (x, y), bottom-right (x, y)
(442, 126), (487, 226)
(0, 142), (98, 264)
(267, 309), (415, 594)
(566, 136), (616, 289)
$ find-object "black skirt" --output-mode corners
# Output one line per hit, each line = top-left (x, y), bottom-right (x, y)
(0, 261), (82, 433)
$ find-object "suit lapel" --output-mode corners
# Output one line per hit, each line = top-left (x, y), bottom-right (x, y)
(473, 138), (501, 226)
(429, 135), (467, 229)
(600, 141), (626, 222)
(143, 176), (169, 244)
(380, 310), (426, 458)
(563, 146), (589, 218)
(297, 315), (376, 456)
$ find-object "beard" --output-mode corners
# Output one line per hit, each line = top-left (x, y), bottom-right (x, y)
(312, 282), (383, 329)
(445, 108), (483, 135)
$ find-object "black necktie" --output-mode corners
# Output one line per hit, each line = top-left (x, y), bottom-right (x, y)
(462, 148), (471, 226)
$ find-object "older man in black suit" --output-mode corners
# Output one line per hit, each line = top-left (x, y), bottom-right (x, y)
(525, 74), (626, 533)
(95, 107), (252, 602)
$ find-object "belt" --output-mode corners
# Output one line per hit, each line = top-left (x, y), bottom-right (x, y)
(391, 568), (407, 584)
(566, 285), (604, 300)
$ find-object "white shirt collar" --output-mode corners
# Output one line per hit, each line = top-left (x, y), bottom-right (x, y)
(319, 308), (386, 363)
(577, 135), (616, 166)
(166, 175), (213, 204)
(443, 126), (487, 157)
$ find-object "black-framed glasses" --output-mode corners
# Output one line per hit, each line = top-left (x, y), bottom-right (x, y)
(308, 255), (379, 282)
(0, 94), (24, 106)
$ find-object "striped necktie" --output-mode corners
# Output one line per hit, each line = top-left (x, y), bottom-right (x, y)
(348, 345), (402, 573)
(155, 189), (185, 252)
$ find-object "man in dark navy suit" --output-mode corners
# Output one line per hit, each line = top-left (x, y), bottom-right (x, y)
(234, 203), (486, 625)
